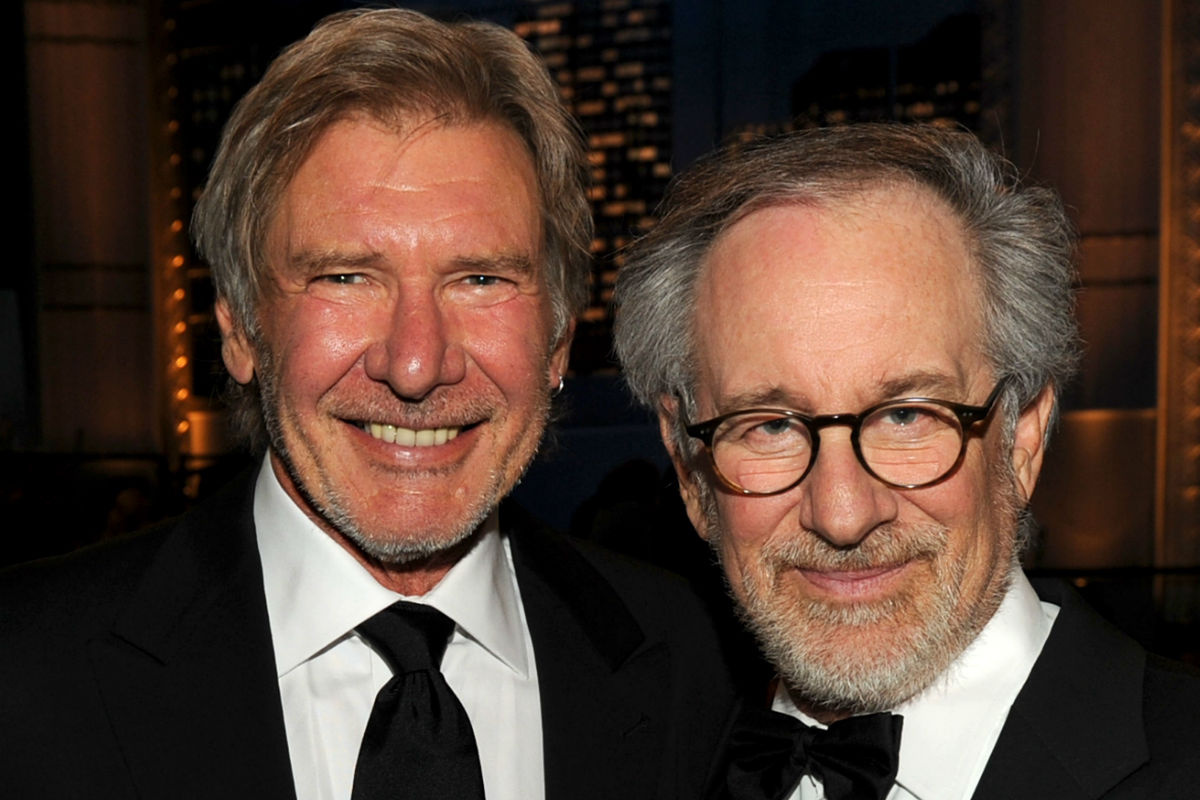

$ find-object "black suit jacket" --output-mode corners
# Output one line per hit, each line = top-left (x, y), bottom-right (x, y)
(705, 579), (1200, 800)
(0, 475), (736, 799)
(970, 579), (1200, 799)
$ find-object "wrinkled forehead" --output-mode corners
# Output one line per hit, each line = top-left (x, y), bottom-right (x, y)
(262, 113), (545, 269)
(692, 184), (988, 409)
(703, 180), (981, 302)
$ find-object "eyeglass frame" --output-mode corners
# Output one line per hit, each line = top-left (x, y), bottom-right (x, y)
(683, 378), (1010, 496)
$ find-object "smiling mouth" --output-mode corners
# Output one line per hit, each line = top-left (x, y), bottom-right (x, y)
(794, 563), (912, 600)
(359, 422), (463, 446)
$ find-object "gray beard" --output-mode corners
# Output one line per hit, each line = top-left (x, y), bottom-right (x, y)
(293, 464), (497, 565)
(254, 346), (544, 567)
(703, 481), (1020, 717)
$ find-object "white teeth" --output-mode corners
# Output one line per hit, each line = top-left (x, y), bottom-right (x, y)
(363, 422), (462, 447)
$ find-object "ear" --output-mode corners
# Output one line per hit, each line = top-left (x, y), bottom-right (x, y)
(1010, 383), (1056, 503)
(548, 318), (575, 390)
(215, 298), (257, 385)
(657, 397), (711, 541)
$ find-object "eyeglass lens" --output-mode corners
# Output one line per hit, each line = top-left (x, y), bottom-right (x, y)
(711, 402), (966, 493)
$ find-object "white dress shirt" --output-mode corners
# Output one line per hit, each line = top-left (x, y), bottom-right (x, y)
(776, 571), (1060, 800)
(253, 460), (544, 800)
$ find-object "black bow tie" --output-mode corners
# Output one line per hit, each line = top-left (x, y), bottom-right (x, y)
(720, 708), (902, 800)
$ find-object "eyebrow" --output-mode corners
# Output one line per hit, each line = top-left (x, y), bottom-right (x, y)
(875, 371), (966, 400)
(718, 386), (799, 412)
(282, 250), (538, 280)
(286, 249), (382, 278)
(715, 370), (967, 415)
(451, 252), (537, 278)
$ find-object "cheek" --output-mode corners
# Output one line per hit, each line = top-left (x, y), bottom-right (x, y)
(265, 303), (377, 389)
(713, 494), (794, 569)
(905, 451), (1006, 570)
(460, 304), (554, 389)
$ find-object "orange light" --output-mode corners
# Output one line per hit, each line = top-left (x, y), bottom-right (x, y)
(171, 255), (185, 268)
(173, 321), (187, 334)
(171, 219), (183, 233)
(176, 419), (190, 434)
(175, 387), (190, 400)
(174, 355), (188, 369)
(172, 288), (185, 301)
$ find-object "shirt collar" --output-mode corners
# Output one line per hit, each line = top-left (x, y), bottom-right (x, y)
(253, 457), (529, 679)
(772, 571), (1059, 800)
(892, 571), (1058, 799)
(416, 510), (529, 677)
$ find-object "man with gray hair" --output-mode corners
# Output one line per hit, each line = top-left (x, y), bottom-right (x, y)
(615, 124), (1200, 799)
(0, 9), (734, 799)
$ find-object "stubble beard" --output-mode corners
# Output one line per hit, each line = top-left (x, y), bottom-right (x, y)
(703, 479), (1022, 718)
(255, 346), (551, 566)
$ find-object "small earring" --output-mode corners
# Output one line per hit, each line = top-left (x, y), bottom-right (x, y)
(552, 376), (565, 397)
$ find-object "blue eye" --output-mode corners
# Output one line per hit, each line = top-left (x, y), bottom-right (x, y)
(882, 406), (923, 426)
(756, 417), (794, 435)
(320, 273), (365, 285)
(462, 274), (503, 286)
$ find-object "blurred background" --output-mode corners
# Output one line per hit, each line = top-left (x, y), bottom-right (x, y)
(4, 0), (1198, 662)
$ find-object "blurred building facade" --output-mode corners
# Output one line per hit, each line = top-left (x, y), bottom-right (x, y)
(514, 0), (673, 368)
(10, 0), (1200, 652)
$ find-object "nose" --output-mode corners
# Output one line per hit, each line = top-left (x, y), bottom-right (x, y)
(364, 287), (466, 400)
(797, 428), (898, 548)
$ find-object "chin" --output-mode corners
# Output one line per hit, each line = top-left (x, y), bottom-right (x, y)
(335, 508), (491, 566)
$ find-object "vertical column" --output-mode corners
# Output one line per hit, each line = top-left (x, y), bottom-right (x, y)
(146, 1), (192, 474)
(26, 0), (155, 454)
(1158, 0), (1200, 601)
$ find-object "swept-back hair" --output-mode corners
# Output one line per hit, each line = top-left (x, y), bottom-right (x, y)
(191, 8), (591, 443)
(614, 123), (1079, 454)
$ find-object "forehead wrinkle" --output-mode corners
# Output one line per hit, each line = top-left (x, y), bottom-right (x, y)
(694, 184), (988, 415)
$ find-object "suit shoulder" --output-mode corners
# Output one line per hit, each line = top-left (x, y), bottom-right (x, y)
(0, 472), (255, 642)
(0, 519), (172, 638)
(1140, 654), (1200, 771)
(505, 500), (735, 663)
(510, 500), (718, 635)
(570, 534), (706, 608)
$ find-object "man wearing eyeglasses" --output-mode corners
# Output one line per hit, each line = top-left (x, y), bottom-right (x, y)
(614, 124), (1200, 800)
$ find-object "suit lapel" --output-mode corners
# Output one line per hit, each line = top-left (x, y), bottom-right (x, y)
(971, 581), (1148, 800)
(507, 505), (672, 800)
(88, 475), (296, 799)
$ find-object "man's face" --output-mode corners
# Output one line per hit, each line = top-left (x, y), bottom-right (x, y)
(219, 117), (569, 570)
(669, 185), (1051, 718)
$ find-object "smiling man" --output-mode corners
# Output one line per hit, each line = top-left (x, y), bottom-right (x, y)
(0, 10), (734, 799)
(615, 125), (1200, 800)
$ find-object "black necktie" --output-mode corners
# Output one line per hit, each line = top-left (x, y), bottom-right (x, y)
(720, 708), (902, 800)
(350, 602), (486, 800)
